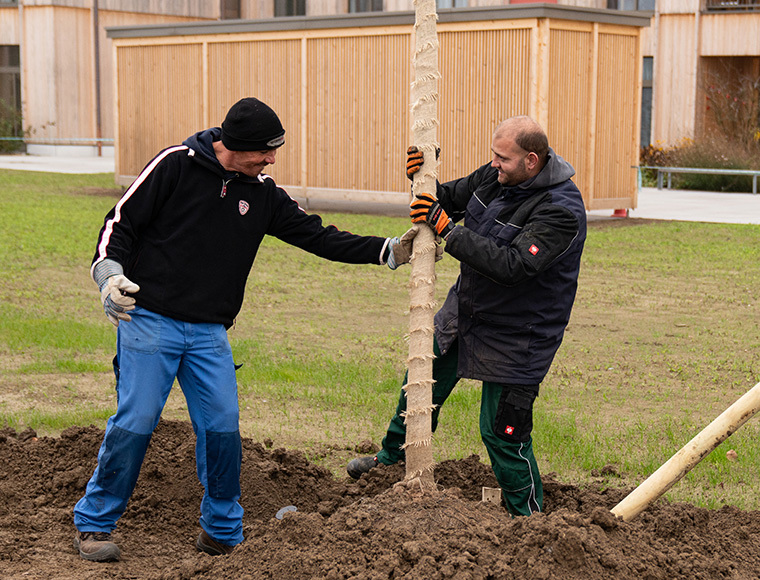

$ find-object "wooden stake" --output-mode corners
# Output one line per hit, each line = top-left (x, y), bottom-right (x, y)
(611, 381), (760, 521)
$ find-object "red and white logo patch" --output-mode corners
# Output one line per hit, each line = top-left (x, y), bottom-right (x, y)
(529, 244), (539, 255)
(239, 200), (250, 215)
(505, 425), (515, 435)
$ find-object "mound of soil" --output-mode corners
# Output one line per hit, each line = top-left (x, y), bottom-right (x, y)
(1, 420), (759, 579)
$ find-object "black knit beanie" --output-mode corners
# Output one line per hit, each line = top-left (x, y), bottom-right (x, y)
(221, 97), (285, 151)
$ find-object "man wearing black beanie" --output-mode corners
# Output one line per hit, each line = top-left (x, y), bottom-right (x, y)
(73, 97), (427, 562)
(220, 97), (286, 150)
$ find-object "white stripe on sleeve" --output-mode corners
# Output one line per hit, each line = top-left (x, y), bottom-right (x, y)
(91, 145), (188, 278)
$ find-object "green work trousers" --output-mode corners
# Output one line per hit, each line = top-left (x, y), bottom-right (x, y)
(376, 338), (543, 516)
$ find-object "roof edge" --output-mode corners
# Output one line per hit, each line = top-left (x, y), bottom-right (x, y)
(106, 4), (651, 39)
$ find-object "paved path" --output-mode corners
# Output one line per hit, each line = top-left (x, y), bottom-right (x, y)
(0, 153), (115, 175)
(589, 188), (760, 225)
(2, 154), (758, 225)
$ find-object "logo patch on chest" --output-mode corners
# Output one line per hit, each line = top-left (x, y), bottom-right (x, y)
(529, 244), (539, 255)
(239, 200), (250, 215)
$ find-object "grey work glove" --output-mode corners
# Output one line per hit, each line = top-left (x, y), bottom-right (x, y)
(100, 274), (140, 327)
(386, 225), (444, 270)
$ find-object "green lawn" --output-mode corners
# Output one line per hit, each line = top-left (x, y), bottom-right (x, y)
(1, 168), (759, 510)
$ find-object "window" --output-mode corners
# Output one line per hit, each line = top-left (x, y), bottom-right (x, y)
(0, 45), (19, 68)
(220, 0), (240, 20)
(607, 0), (655, 10)
(640, 56), (653, 147)
(706, 1), (760, 10)
(0, 45), (22, 142)
(275, 0), (306, 16)
(437, 0), (468, 8)
(349, 0), (383, 12)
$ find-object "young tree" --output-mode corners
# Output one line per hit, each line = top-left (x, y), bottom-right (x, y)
(403, 0), (440, 491)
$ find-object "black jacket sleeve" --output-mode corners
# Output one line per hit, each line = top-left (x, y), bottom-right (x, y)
(266, 188), (389, 265)
(444, 201), (580, 286)
(434, 163), (493, 223)
(91, 146), (184, 272)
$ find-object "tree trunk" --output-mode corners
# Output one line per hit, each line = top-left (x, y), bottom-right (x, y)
(403, 0), (439, 491)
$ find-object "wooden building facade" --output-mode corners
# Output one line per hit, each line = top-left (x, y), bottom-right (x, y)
(0, 1), (221, 155)
(639, 1), (760, 149)
(3, 2), (760, 210)
(106, 6), (649, 212)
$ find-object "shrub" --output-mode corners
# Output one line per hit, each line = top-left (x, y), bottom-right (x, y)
(703, 64), (760, 154)
(0, 99), (24, 154)
(641, 61), (760, 193)
(640, 143), (672, 167)
(639, 142), (677, 188)
(640, 138), (759, 193)
(668, 136), (758, 192)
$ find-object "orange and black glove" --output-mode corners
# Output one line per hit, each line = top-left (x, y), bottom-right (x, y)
(406, 146), (440, 181)
(406, 146), (424, 180)
(410, 192), (454, 239)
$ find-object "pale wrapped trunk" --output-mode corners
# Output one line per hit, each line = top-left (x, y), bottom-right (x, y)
(402, 0), (439, 490)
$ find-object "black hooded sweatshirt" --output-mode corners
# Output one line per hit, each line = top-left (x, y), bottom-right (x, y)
(91, 128), (390, 328)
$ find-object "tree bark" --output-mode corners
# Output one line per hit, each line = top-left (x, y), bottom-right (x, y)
(402, 0), (439, 490)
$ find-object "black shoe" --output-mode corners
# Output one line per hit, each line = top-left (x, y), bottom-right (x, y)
(347, 455), (379, 479)
(196, 530), (235, 556)
(74, 530), (121, 562)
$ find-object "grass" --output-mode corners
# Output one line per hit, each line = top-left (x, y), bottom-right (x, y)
(1, 169), (759, 510)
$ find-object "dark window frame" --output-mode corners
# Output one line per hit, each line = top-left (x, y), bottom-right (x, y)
(275, 0), (306, 17)
(437, 0), (468, 8)
(348, 0), (384, 13)
(220, 0), (241, 20)
(640, 56), (653, 147)
(607, 0), (656, 10)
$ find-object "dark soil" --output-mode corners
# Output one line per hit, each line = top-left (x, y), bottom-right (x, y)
(2, 420), (760, 579)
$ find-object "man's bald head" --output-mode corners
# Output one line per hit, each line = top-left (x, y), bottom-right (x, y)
(494, 116), (549, 165)
(490, 116), (550, 185)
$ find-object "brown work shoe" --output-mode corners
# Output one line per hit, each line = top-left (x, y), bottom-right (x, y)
(196, 530), (235, 556)
(73, 530), (121, 562)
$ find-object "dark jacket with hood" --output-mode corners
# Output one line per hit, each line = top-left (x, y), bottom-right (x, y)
(91, 128), (390, 328)
(434, 148), (587, 386)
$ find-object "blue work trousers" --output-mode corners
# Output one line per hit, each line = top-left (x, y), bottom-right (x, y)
(73, 306), (244, 545)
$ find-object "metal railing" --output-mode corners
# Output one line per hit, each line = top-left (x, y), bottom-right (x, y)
(0, 137), (114, 143)
(640, 165), (760, 194)
(705, 0), (760, 11)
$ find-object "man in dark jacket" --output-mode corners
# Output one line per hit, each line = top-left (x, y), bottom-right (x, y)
(73, 97), (419, 562)
(347, 116), (587, 517)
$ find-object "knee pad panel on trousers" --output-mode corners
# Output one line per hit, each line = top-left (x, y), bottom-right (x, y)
(95, 425), (153, 499)
(206, 430), (242, 498)
(494, 386), (536, 443)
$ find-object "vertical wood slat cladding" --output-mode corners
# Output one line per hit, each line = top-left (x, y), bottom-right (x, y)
(116, 44), (203, 175)
(18, 5), (207, 146)
(306, 33), (410, 192)
(548, 27), (593, 207)
(208, 40), (302, 186)
(438, 28), (531, 184)
(652, 14), (697, 147)
(21, 6), (93, 143)
(0, 7), (19, 44)
(700, 13), (760, 56)
(594, 32), (638, 202)
(98, 11), (207, 146)
(112, 18), (643, 210)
